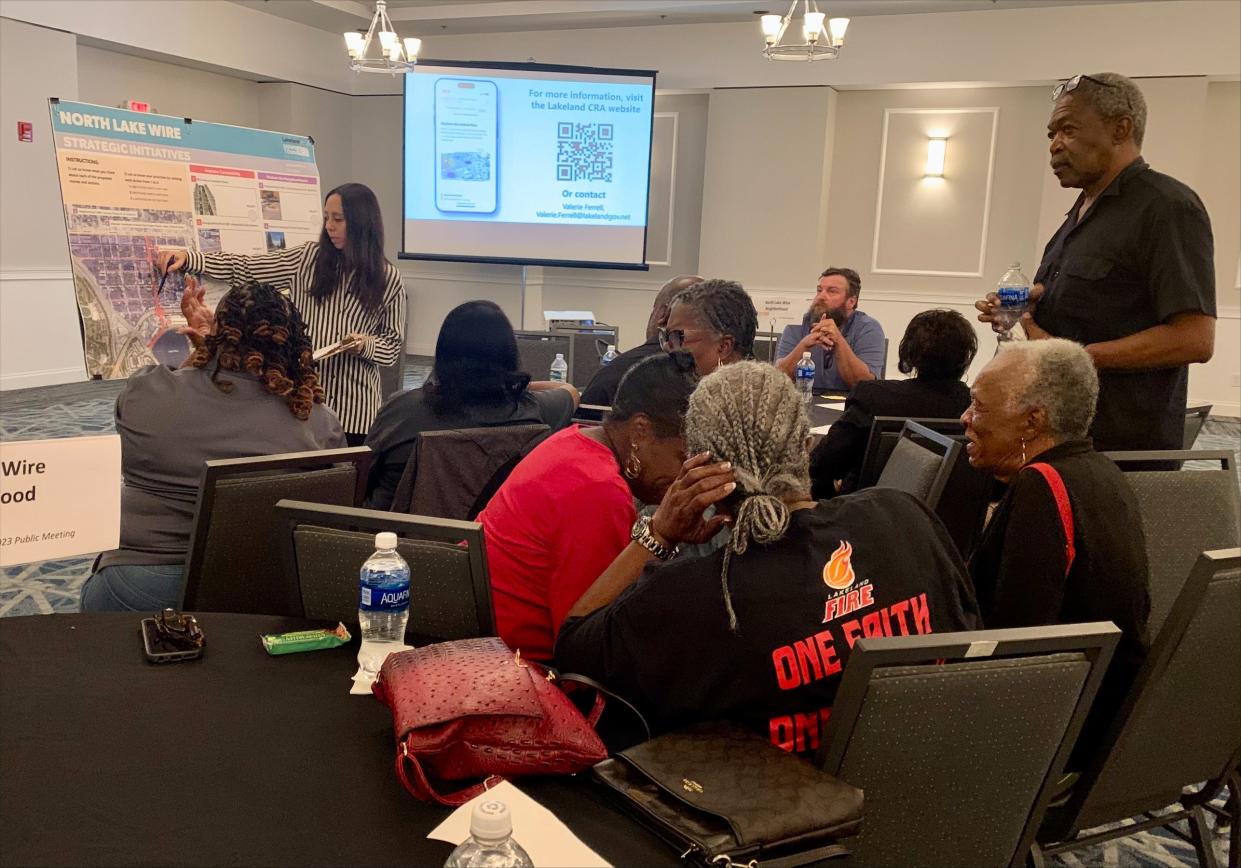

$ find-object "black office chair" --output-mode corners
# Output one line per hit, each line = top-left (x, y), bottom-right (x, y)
(817, 623), (1120, 867)
(1104, 449), (1240, 636)
(873, 420), (962, 511)
(179, 447), (372, 616)
(1032, 549), (1241, 868)
(1184, 404), (1212, 449)
(856, 416), (965, 490)
(514, 330), (574, 384)
(276, 499), (495, 642)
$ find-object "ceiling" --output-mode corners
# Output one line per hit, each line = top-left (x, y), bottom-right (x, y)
(231, 0), (1148, 37)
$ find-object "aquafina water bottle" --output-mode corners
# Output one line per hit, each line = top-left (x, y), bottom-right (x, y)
(358, 532), (409, 678)
(600, 344), (619, 366)
(795, 351), (816, 404)
(549, 353), (568, 382)
(994, 262), (1031, 344)
(444, 800), (534, 868)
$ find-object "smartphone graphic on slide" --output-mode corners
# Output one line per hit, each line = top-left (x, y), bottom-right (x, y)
(434, 78), (498, 214)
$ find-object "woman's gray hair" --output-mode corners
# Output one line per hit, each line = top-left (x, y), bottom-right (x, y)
(1077, 72), (1148, 148)
(1002, 339), (1099, 441)
(684, 361), (810, 630)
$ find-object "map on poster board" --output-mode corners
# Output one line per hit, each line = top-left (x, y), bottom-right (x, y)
(48, 100), (322, 379)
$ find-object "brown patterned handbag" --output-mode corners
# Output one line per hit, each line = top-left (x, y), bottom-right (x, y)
(592, 720), (863, 867)
(372, 637), (608, 806)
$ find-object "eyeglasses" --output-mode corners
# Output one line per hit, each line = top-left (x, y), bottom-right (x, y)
(1052, 74), (1117, 101)
(153, 608), (205, 650)
(658, 327), (687, 351)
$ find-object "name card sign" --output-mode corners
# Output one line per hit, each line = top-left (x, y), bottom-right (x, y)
(750, 291), (813, 332)
(0, 435), (121, 567)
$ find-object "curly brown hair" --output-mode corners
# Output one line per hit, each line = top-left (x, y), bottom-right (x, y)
(187, 282), (325, 420)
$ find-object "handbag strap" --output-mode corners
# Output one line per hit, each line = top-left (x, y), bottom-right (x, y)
(395, 741), (503, 807)
(556, 671), (652, 743)
(1025, 462), (1075, 578)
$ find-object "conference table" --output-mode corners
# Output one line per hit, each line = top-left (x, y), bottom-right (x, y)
(0, 613), (682, 867)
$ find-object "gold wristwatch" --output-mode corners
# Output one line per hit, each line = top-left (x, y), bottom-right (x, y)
(631, 515), (678, 561)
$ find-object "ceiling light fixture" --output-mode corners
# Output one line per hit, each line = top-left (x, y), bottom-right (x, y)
(760, 1), (849, 62)
(344, 0), (421, 74)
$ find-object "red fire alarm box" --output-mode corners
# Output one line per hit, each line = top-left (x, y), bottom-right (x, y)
(17, 121), (33, 143)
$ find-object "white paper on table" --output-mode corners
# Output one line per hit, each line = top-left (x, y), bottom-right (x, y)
(810, 424), (833, 435)
(349, 643), (413, 695)
(428, 780), (610, 867)
(816, 401), (847, 411)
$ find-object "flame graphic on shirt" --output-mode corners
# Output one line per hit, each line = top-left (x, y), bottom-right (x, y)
(823, 540), (856, 590)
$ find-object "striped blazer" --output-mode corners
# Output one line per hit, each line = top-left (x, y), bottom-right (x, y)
(185, 242), (406, 435)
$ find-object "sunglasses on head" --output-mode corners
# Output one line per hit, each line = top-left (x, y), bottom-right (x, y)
(1052, 74), (1117, 101)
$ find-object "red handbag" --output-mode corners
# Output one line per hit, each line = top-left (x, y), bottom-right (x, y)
(372, 637), (608, 806)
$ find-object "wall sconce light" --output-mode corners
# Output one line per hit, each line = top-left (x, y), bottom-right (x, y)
(925, 137), (947, 177)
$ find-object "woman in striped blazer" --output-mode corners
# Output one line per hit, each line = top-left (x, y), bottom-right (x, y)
(157, 182), (405, 443)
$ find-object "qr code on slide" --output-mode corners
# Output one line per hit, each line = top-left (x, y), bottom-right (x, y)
(556, 122), (613, 182)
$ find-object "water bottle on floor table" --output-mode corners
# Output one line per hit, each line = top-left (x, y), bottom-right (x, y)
(994, 262), (1031, 347)
(549, 352), (568, 382)
(358, 531), (410, 678)
(600, 344), (618, 366)
(795, 351), (815, 404)
(444, 800), (534, 868)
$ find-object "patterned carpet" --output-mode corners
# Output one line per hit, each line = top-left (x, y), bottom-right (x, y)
(0, 367), (1236, 866)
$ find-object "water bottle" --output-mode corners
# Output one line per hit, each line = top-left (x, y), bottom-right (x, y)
(358, 532), (410, 678)
(795, 351), (815, 404)
(600, 344), (618, 366)
(444, 800), (534, 868)
(549, 353), (568, 382)
(994, 262), (1031, 344)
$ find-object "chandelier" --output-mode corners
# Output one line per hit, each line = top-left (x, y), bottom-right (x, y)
(343, 0), (421, 74)
(760, 1), (850, 61)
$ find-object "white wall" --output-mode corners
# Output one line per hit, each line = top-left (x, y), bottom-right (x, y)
(0, 17), (85, 389)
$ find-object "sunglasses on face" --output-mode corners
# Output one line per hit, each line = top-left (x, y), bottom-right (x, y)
(1051, 73), (1117, 101)
(658, 327), (688, 351)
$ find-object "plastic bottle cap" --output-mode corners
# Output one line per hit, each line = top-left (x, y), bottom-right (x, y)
(375, 531), (397, 550)
(802, 351), (811, 359)
(470, 799), (513, 840)
(606, 345), (616, 353)
(554, 353), (564, 361)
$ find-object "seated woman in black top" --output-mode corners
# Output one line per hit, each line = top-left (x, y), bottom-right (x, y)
(810, 308), (976, 499)
(555, 361), (979, 754)
(964, 338), (1151, 761)
(364, 300), (578, 509)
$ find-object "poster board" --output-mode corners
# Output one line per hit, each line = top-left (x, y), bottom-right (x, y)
(48, 100), (322, 379)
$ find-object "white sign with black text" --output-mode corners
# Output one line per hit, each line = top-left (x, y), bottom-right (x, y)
(0, 435), (121, 567)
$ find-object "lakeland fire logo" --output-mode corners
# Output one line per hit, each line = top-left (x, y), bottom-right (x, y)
(822, 540), (874, 623)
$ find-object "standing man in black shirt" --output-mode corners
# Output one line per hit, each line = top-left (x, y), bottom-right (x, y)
(977, 72), (1215, 452)
(579, 274), (702, 407)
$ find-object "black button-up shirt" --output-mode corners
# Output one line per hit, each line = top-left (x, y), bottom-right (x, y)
(1033, 157), (1215, 451)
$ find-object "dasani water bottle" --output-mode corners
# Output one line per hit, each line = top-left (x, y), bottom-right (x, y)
(600, 344), (618, 366)
(444, 800), (534, 868)
(549, 353), (568, 382)
(795, 351), (815, 404)
(358, 532), (410, 678)
(994, 262), (1031, 344)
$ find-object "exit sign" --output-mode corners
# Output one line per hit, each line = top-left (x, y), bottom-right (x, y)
(126, 100), (151, 113)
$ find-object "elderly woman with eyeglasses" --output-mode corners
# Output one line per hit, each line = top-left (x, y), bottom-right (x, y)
(963, 339), (1151, 762)
(659, 279), (759, 375)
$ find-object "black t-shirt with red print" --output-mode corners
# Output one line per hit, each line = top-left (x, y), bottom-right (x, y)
(555, 488), (981, 754)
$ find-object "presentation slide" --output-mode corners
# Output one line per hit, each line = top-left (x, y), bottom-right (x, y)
(402, 61), (656, 269)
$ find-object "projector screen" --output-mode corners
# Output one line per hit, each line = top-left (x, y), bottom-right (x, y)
(402, 61), (656, 270)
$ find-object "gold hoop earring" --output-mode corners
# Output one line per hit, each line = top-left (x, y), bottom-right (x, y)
(1020, 437), (1028, 466)
(624, 451), (643, 480)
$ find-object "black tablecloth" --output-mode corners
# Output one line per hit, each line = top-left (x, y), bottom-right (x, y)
(0, 613), (679, 867)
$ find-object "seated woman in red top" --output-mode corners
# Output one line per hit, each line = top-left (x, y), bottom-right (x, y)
(555, 362), (979, 753)
(480, 352), (699, 660)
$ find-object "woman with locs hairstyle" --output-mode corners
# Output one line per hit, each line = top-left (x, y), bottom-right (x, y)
(156, 182), (405, 444)
(556, 361), (978, 750)
(81, 282), (345, 613)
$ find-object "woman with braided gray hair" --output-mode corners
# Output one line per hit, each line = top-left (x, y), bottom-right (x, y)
(556, 361), (978, 752)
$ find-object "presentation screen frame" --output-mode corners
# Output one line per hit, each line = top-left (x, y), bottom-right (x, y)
(399, 59), (657, 271)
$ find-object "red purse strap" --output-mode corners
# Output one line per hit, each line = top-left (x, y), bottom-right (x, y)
(395, 741), (503, 807)
(1025, 462), (1075, 577)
